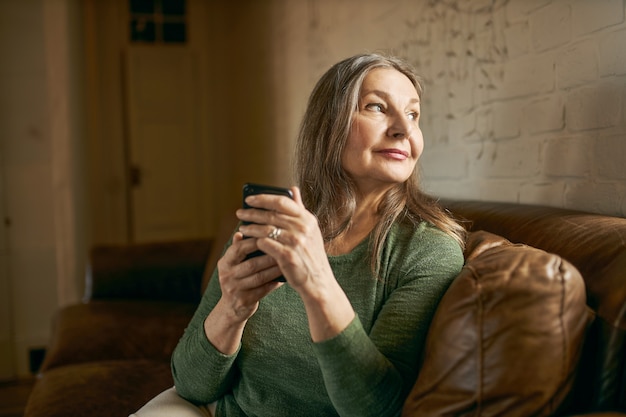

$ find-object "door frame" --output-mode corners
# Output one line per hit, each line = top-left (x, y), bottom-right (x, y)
(83, 0), (214, 245)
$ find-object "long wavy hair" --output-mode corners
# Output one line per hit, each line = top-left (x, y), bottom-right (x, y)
(294, 53), (466, 276)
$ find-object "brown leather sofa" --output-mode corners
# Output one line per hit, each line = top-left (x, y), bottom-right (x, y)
(23, 238), (214, 417)
(23, 200), (626, 417)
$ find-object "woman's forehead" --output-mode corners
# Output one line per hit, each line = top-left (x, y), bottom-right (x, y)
(360, 68), (420, 101)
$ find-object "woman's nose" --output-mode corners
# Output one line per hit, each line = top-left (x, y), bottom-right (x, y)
(387, 113), (413, 139)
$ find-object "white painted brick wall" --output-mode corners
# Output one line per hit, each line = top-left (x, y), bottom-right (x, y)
(298, 0), (626, 216)
(506, 0), (551, 20)
(478, 179), (522, 202)
(492, 101), (523, 139)
(420, 148), (467, 180)
(524, 94), (564, 134)
(519, 181), (566, 206)
(557, 40), (598, 89)
(565, 181), (622, 213)
(531, 3), (571, 52)
(567, 83), (621, 131)
(595, 134), (626, 180)
(481, 140), (542, 178)
(504, 22), (530, 58)
(407, 0), (626, 216)
(543, 136), (592, 177)
(600, 29), (626, 76)
(571, 0), (624, 36)
(490, 53), (555, 100)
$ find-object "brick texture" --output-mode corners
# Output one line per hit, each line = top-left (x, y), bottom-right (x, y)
(298, 0), (626, 216)
(393, 0), (626, 216)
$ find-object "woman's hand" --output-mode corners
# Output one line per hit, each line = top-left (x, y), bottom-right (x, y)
(236, 187), (332, 292)
(203, 231), (284, 355)
(237, 187), (355, 342)
(216, 232), (285, 320)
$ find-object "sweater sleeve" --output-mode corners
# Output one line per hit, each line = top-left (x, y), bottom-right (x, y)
(313, 316), (405, 416)
(313, 226), (464, 417)
(171, 248), (240, 405)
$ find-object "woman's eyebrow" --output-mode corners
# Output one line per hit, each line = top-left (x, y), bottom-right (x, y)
(361, 89), (420, 104)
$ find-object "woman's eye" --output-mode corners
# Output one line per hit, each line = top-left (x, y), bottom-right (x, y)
(366, 103), (384, 112)
(408, 112), (419, 121)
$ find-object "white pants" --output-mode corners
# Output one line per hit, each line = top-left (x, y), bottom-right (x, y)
(130, 387), (217, 417)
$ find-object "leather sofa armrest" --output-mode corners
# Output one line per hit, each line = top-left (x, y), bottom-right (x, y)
(403, 231), (593, 417)
(84, 238), (212, 303)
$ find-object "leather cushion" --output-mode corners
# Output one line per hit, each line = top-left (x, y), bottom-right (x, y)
(24, 360), (172, 417)
(402, 231), (592, 417)
(86, 239), (212, 303)
(40, 300), (195, 371)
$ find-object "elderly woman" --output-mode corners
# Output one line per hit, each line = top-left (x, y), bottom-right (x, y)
(132, 53), (465, 417)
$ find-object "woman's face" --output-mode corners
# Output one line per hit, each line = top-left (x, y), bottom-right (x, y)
(341, 68), (424, 196)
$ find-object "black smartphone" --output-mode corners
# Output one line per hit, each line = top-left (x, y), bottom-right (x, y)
(242, 183), (294, 223)
(242, 183), (294, 282)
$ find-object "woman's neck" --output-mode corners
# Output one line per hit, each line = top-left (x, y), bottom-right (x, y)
(326, 201), (380, 256)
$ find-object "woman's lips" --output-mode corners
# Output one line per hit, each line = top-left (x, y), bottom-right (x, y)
(377, 149), (409, 160)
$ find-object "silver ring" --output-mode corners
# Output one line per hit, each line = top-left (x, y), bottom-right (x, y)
(268, 227), (282, 241)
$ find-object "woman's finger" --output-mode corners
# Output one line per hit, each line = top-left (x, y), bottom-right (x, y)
(290, 186), (302, 205)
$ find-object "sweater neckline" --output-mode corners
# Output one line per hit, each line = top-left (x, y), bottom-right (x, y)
(327, 232), (371, 262)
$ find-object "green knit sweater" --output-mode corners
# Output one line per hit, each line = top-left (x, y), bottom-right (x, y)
(171, 221), (464, 417)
